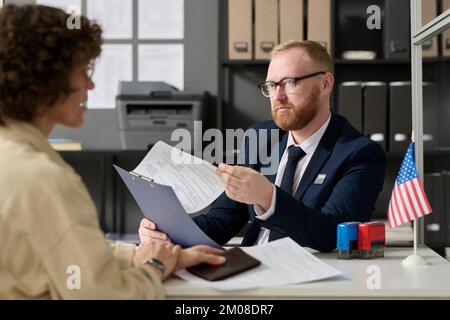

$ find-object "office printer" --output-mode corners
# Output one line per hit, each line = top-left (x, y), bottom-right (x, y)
(116, 81), (208, 150)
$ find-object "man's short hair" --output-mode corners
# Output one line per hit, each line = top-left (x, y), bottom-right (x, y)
(270, 40), (334, 75)
(0, 5), (103, 125)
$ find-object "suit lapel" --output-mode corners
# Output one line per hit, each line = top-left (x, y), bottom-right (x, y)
(294, 144), (331, 199)
(294, 113), (342, 199)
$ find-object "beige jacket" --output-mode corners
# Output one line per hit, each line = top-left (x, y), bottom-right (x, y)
(0, 121), (164, 299)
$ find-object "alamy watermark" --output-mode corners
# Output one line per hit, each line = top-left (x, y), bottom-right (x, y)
(66, 6), (81, 30)
(367, 5), (381, 30)
(170, 122), (281, 175)
(66, 265), (81, 290)
(366, 265), (381, 290)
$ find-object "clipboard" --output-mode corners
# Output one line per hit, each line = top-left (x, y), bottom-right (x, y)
(113, 165), (221, 248)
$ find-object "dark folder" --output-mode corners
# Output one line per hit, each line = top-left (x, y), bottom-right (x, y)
(384, 0), (410, 60)
(338, 82), (362, 132)
(423, 82), (438, 151)
(389, 82), (438, 153)
(363, 82), (387, 151)
(187, 247), (261, 281)
(424, 173), (446, 247)
(389, 82), (412, 154)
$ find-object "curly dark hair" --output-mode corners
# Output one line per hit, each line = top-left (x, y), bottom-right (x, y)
(0, 5), (103, 125)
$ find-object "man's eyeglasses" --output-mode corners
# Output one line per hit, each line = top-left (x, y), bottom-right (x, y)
(257, 71), (326, 98)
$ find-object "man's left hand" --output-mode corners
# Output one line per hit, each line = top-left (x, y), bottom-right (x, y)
(217, 163), (273, 210)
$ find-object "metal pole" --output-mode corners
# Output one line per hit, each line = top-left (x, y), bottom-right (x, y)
(410, 0), (425, 246)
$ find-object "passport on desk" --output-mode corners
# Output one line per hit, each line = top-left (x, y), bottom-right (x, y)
(187, 247), (261, 281)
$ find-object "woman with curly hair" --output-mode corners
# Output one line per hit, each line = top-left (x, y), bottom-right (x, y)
(0, 5), (224, 299)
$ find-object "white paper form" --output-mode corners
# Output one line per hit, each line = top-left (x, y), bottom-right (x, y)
(88, 44), (132, 108)
(133, 141), (224, 214)
(176, 238), (342, 291)
(87, 0), (132, 39)
(36, 0), (81, 12)
(138, 0), (184, 39)
(138, 44), (184, 90)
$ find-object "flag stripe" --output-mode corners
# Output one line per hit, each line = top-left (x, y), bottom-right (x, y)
(392, 186), (403, 226)
(402, 182), (419, 220)
(414, 179), (431, 215)
(404, 181), (421, 220)
(399, 183), (416, 221)
(394, 185), (408, 224)
(410, 178), (427, 216)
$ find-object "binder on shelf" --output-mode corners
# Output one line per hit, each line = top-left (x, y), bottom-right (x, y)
(362, 82), (387, 151)
(424, 172), (446, 247)
(421, 0), (438, 58)
(254, 0), (278, 60)
(337, 82), (362, 132)
(442, 0), (450, 57)
(384, 0), (410, 60)
(423, 82), (438, 150)
(389, 82), (412, 154)
(445, 172), (450, 245)
(279, 0), (304, 43)
(307, 0), (331, 53)
(388, 82), (438, 153)
(228, 0), (253, 60)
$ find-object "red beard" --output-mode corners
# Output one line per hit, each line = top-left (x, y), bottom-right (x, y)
(271, 85), (321, 131)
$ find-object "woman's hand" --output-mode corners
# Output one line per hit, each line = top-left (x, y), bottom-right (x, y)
(133, 241), (181, 279)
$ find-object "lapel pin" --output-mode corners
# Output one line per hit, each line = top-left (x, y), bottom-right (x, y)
(314, 173), (326, 184)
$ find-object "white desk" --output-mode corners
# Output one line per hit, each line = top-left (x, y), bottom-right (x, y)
(165, 247), (450, 299)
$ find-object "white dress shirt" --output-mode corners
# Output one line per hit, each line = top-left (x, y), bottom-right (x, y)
(253, 115), (331, 245)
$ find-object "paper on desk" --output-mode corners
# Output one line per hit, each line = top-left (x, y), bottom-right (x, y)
(176, 238), (342, 291)
(133, 141), (224, 213)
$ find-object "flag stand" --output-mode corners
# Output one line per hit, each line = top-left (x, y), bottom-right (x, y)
(401, 219), (429, 267)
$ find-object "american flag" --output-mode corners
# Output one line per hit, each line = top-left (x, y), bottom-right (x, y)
(387, 142), (432, 228)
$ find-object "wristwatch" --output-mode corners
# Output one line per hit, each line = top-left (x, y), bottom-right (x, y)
(147, 258), (166, 275)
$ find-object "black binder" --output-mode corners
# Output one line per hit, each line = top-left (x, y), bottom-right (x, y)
(362, 82), (387, 151)
(445, 172), (450, 247)
(338, 82), (362, 132)
(384, 0), (410, 60)
(423, 82), (438, 151)
(389, 82), (412, 154)
(424, 172), (446, 247)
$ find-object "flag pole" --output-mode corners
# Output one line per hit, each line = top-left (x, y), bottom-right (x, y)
(401, 133), (429, 267)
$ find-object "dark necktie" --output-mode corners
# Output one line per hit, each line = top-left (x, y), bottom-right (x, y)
(280, 145), (306, 194)
(267, 145), (306, 242)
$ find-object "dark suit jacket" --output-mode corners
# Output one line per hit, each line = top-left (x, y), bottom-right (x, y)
(194, 113), (386, 252)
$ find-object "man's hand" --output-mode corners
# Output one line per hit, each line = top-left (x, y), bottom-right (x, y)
(139, 218), (172, 244)
(176, 245), (226, 270)
(217, 163), (273, 210)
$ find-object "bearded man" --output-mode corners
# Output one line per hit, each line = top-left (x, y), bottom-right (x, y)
(139, 40), (386, 252)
